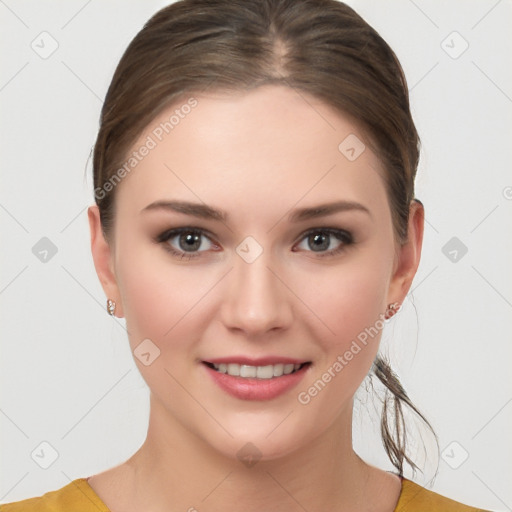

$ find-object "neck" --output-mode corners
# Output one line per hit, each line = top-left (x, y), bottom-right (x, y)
(122, 394), (379, 512)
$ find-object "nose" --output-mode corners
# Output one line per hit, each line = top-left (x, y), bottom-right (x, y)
(219, 249), (293, 337)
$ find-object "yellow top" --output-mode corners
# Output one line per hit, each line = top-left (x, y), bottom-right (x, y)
(0, 477), (491, 511)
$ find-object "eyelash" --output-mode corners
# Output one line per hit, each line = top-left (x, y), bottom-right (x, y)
(155, 227), (354, 261)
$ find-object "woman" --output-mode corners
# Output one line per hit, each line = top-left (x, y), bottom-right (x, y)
(1, 0), (493, 510)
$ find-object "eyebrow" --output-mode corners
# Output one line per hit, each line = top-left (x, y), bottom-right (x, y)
(141, 199), (371, 222)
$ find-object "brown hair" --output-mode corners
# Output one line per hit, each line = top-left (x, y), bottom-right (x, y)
(93, 0), (438, 476)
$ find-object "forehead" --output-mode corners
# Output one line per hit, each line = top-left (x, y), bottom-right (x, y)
(114, 85), (389, 225)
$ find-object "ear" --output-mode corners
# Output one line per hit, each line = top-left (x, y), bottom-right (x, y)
(88, 205), (123, 318)
(387, 199), (424, 307)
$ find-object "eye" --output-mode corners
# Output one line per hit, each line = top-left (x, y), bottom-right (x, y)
(155, 226), (353, 261)
(294, 228), (353, 258)
(156, 228), (217, 260)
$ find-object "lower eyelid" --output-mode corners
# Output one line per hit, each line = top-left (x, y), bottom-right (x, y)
(166, 246), (201, 260)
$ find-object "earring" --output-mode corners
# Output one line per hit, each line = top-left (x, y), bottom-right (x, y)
(106, 298), (116, 316)
(385, 302), (401, 319)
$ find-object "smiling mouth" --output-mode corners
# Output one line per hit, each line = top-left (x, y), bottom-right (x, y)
(202, 361), (311, 379)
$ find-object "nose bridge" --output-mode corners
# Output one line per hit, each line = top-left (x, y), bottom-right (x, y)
(221, 244), (292, 334)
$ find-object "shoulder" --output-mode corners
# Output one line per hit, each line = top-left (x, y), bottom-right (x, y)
(0, 478), (110, 512)
(395, 478), (492, 512)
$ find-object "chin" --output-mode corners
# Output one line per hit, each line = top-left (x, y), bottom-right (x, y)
(202, 413), (318, 465)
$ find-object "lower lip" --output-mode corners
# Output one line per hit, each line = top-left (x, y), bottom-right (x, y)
(202, 363), (310, 401)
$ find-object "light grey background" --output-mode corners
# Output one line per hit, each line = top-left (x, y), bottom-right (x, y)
(1, 0), (511, 510)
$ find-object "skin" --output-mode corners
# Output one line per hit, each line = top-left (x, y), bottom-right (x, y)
(87, 84), (424, 512)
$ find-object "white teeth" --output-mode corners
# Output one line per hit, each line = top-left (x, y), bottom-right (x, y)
(256, 365), (274, 379)
(284, 363), (295, 374)
(273, 363), (284, 377)
(240, 365), (257, 378)
(210, 362), (305, 379)
(227, 363), (240, 376)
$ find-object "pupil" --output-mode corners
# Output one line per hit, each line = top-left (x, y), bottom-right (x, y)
(310, 233), (328, 251)
(181, 233), (200, 251)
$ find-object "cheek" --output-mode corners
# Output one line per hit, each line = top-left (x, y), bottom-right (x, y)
(114, 245), (221, 406)
(290, 253), (392, 431)
(115, 237), (213, 352)
(297, 251), (392, 350)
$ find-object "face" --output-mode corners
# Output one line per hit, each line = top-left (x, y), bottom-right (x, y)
(89, 84), (422, 462)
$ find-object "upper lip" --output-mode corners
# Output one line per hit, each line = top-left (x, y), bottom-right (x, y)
(203, 356), (310, 366)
